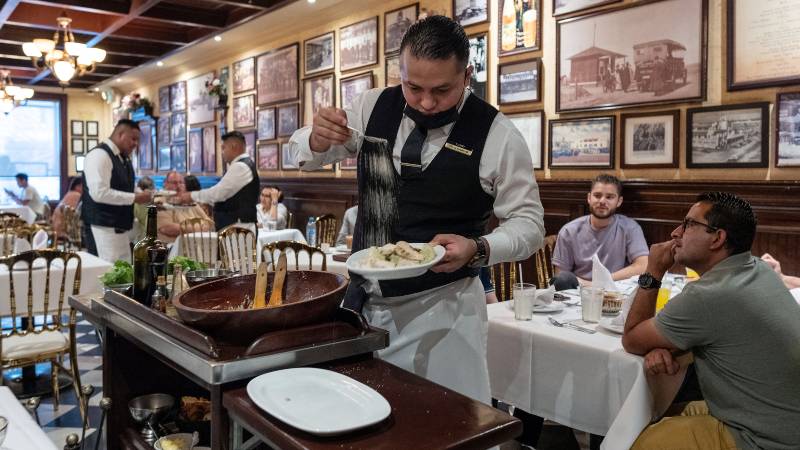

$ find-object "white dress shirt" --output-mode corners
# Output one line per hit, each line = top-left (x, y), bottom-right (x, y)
(191, 153), (254, 205)
(256, 202), (288, 229)
(19, 185), (44, 216)
(84, 139), (135, 206)
(288, 88), (545, 265)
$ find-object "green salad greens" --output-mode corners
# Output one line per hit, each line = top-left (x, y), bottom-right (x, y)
(168, 256), (207, 274)
(99, 260), (133, 286)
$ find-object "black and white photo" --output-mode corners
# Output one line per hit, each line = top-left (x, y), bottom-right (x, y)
(303, 74), (335, 126)
(340, 17), (379, 72)
(233, 57), (255, 94)
(453, 0), (488, 26)
(171, 143), (187, 173)
(171, 111), (186, 143)
(340, 72), (374, 110)
(170, 81), (186, 111)
(498, 59), (540, 105)
(776, 92), (800, 167)
(385, 55), (401, 87)
(468, 33), (488, 100)
(687, 103), (769, 168)
(257, 44), (299, 106)
(281, 143), (298, 170)
(304, 32), (335, 75)
(233, 94), (256, 129)
(385, 4), (417, 54)
(158, 146), (171, 171)
(158, 85), (170, 113)
(187, 72), (216, 125)
(257, 108), (276, 141)
(278, 103), (299, 137)
(158, 116), (170, 147)
(620, 110), (679, 168)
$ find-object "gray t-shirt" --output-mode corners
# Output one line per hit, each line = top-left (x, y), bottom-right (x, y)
(656, 252), (800, 450)
(551, 214), (648, 280)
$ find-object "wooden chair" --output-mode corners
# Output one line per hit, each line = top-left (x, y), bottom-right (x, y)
(314, 214), (338, 246)
(261, 240), (327, 271)
(178, 218), (217, 268)
(489, 262), (517, 302)
(0, 250), (84, 420)
(218, 225), (257, 275)
(533, 235), (557, 289)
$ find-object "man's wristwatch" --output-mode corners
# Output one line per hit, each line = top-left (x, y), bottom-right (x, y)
(468, 237), (489, 268)
(637, 272), (662, 290)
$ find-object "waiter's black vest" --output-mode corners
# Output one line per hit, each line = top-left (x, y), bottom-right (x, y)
(81, 143), (135, 231)
(354, 86), (497, 298)
(213, 156), (259, 231)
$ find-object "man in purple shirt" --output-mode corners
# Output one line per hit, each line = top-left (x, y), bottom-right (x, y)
(551, 174), (649, 289)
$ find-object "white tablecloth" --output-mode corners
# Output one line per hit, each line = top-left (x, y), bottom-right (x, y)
(169, 228), (306, 259)
(0, 205), (36, 224)
(487, 301), (686, 450)
(0, 386), (58, 449)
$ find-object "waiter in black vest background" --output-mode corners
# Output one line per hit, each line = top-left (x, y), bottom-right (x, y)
(288, 16), (544, 405)
(82, 119), (152, 263)
(176, 131), (259, 231)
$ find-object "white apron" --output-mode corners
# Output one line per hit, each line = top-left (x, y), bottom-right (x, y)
(362, 276), (491, 404)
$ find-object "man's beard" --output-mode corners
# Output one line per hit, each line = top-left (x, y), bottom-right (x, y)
(589, 204), (616, 219)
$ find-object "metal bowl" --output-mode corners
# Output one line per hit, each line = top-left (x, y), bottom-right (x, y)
(128, 393), (175, 423)
(103, 283), (133, 296)
(184, 269), (238, 287)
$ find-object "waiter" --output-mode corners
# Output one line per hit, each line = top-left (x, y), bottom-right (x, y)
(287, 16), (544, 403)
(176, 131), (259, 231)
(82, 119), (152, 263)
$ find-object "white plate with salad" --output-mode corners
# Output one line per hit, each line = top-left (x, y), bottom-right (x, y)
(346, 241), (445, 280)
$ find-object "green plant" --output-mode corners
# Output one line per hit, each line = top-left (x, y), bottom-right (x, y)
(99, 260), (133, 286)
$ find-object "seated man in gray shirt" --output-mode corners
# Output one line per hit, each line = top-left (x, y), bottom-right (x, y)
(335, 205), (357, 246)
(623, 192), (800, 450)
(551, 174), (649, 289)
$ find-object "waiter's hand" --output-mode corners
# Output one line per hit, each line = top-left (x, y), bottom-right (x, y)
(175, 192), (193, 204)
(429, 234), (476, 273)
(309, 107), (350, 152)
(134, 190), (153, 204)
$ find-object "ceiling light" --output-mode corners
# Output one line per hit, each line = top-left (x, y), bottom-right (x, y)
(308, 0), (316, 3)
(0, 70), (34, 114)
(21, 12), (106, 87)
(156, 61), (164, 67)
(116, 78), (122, 83)
(94, 87), (99, 92)
(214, 35), (222, 42)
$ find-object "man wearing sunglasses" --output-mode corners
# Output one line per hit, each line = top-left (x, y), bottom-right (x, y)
(622, 192), (800, 450)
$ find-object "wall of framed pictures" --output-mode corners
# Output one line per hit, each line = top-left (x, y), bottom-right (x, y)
(64, 91), (113, 176)
(118, 0), (800, 183)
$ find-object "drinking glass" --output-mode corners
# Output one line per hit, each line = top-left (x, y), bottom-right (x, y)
(513, 282), (536, 320)
(580, 286), (603, 323)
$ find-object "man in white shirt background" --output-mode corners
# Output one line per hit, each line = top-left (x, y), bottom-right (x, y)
(82, 119), (152, 263)
(176, 131), (259, 231)
(4, 172), (44, 218)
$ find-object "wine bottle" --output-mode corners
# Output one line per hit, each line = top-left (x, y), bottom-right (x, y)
(133, 205), (158, 305)
(501, 0), (517, 52)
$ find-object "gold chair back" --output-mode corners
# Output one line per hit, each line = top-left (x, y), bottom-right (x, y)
(0, 214), (26, 229)
(533, 235), (557, 289)
(261, 240), (327, 271)
(0, 219), (17, 257)
(286, 211), (294, 229)
(61, 205), (82, 251)
(15, 224), (57, 250)
(218, 225), (257, 275)
(489, 262), (517, 302)
(314, 214), (338, 246)
(179, 218), (217, 267)
(37, 202), (52, 224)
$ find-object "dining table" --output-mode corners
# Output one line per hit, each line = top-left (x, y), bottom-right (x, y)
(0, 386), (58, 450)
(169, 228), (307, 259)
(0, 204), (36, 224)
(487, 276), (688, 450)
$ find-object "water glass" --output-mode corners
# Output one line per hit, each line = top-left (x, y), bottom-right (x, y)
(580, 286), (603, 323)
(265, 219), (277, 231)
(513, 282), (536, 320)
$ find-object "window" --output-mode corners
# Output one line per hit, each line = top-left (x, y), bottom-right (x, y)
(0, 99), (62, 202)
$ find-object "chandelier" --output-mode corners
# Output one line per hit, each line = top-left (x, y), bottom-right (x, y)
(20, 12), (106, 86)
(0, 70), (34, 115)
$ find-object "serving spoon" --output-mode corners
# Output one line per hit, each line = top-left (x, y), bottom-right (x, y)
(252, 262), (268, 309)
(267, 252), (287, 307)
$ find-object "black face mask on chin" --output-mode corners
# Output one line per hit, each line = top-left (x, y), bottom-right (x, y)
(403, 102), (460, 130)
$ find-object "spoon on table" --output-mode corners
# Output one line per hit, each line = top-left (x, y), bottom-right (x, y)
(252, 262), (268, 309)
(267, 252), (287, 307)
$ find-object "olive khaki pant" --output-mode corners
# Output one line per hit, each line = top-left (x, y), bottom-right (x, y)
(631, 401), (738, 450)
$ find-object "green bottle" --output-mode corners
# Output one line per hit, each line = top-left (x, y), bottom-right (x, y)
(133, 205), (158, 305)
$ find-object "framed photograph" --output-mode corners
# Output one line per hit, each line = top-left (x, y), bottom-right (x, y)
(86, 121), (99, 137)
(304, 32), (335, 76)
(257, 142), (280, 171)
(385, 4), (418, 54)
(257, 44), (299, 106)
(257, 108), (276, 140)
(498, 0), (540, 56)
(340, 72), (374, 110)
(158, 146), (171, 171)
(498, 59), (540, 105)
(202, 125), (217, 172)
(278, 103), (299, 137)
(158, 116), (171, 147)
(219, 65), (229, 96)
(508, 111), (544, 170)
(340, 17), (379, 72)
(549, 116), (615, 168)
(557, 0), (707, 113)
(171, 144), (187, 172)
(553, 0), (621, 16)
(303, 74), (335, 126)
(71, 120), (84, 136)
(187, 72), (215, 125)
(620, 110), (680, 168)
(686, 102), (769, 168)
(340, 157), (358, 170)
(243, 130), (256, 160)
(776, 92), (800, 167)
(385, 54), (401, 87)
(170, 81), (186, 111)
(71, 137), (84, 154)
(281, 143), (298, 170)
(468, 33), (488, 100)
(158, 85), (170, 113)
(75, 155), (85, 172)
(233, 57), (255, 94)
(454, 0), (488, 26)
(188, 128), (203, 173)
(171, 111), (186, 143)
(86, 138), (99, 149)
(233, 94), (256, 129)
(138, 122), (154, 170)
(728, 0), (800, 91)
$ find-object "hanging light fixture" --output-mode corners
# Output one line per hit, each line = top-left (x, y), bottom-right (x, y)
(0, 70), (35, 115)
(20, 12), (106, 86)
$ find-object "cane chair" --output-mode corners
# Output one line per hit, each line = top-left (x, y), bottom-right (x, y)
(61, 205), (83, 252)
(533, 235), (557, 289)
(261, 240), (327, 271)
(489, 261), (518, 302)
(178, 218), (217, 268)
(314, 214), (338, 246)
(0, 250), (84, 420)
(218, 225), (257, 275)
